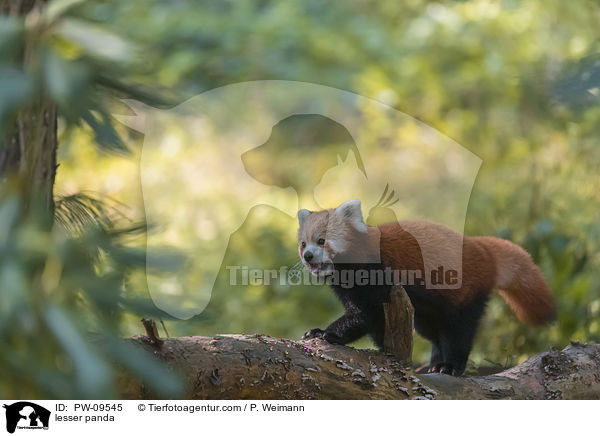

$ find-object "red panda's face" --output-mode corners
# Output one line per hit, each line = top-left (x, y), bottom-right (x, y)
(297, 199), (368, 276)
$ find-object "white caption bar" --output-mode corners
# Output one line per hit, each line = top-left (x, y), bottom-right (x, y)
(0, 400), (594, 436)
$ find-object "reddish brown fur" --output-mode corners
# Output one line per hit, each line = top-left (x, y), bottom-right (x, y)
(376, 222), (555, 324)
(300, 210), (555, 324)
(471, 236), (556, 324)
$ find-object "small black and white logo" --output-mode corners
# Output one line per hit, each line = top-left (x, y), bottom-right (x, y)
(3, 402), (50, 434)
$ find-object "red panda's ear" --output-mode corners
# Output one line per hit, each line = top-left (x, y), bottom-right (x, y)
(335, 199), (367, 232)
(298, 209), (311, 226)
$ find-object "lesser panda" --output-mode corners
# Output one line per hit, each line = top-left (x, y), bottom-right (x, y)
(297, 199), (556, 376)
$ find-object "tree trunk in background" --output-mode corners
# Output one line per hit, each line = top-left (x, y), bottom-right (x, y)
(0, 0), (58, 218)
(119, 335), (600, 400)
(0, 101), (58, 216)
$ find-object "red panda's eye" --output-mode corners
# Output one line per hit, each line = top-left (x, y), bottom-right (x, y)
(301, 241), (306, 248)
(318, 238), (325, 246)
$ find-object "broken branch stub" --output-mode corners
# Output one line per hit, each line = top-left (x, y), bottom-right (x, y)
(383, 285), (414, 364)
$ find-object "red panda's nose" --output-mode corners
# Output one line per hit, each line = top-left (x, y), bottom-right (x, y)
(303, 251), (314, 262)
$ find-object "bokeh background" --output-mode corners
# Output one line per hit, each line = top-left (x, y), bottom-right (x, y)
(1, 0), (599, 398)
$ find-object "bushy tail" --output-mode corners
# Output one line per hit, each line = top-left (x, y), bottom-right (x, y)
(474, 236), (556, 324)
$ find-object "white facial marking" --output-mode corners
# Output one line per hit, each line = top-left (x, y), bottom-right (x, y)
(326, 236), (346, 254)
(301, 242), (334, 277)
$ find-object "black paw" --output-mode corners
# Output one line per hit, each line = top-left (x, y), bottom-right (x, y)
(438, 364), (454, 375)
(302, 329), (343, 344)
(428, 363), (442, 374)
(303, 328), (326, 340)
(428, 363), (463, 376)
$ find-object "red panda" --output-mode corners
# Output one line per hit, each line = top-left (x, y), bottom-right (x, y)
(297, 199), (556, 376)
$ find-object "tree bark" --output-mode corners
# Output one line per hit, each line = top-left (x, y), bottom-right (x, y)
(0, 0), (58, 218)
(383, 286), (414, 364)
(119, 334), (600, 400)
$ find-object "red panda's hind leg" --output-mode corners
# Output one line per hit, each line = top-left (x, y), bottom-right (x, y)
(427, 342), (444, 373)
(438, 330), (474, 376)
(437, 293), (490, 376)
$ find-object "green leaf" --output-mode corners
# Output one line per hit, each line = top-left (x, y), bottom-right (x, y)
(0, 67), (33, 127)
(57, 17), (135, 63)
(96, 74), (176, 108)
(44, 305), (113, 398)
(0, 16), (24, 61)
(44, 50), (91, 121)
(82, 109), (129, 154)
(0, 262), (28, 336)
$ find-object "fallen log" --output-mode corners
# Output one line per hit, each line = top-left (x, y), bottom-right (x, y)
(119, 332), (600, 400)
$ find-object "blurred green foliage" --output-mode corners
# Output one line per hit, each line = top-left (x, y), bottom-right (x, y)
(1, 0), (600, 398)
(0, 184), (182, 398)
